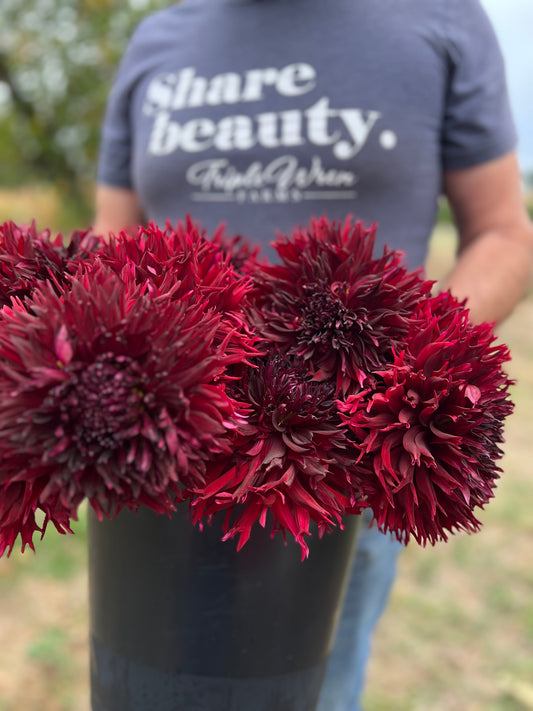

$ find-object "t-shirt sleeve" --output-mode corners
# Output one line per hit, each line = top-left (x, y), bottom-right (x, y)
(441, 0), (517, 171)
(96, 23), (148, 189)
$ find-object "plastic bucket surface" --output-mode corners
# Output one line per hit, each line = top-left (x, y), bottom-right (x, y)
(89, 507), (360, 711)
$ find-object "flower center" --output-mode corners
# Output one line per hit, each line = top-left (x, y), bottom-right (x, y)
(55, 353), (146, 460)
(245, 356), (335, 431)
(298, 283), (361, 350)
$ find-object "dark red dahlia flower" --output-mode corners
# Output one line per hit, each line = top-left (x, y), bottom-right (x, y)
(96, 219), (256, 359)
(97, 219), (251, 312)
(190, 353), (360, 558)
(0, 220), (99, 308)
(339, 292), (513, 545)
(0, 263), (251, 556)
(248, 217), (431, 395)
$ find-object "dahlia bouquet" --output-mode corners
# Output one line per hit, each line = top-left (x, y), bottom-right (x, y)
(0, 217), (513, 559)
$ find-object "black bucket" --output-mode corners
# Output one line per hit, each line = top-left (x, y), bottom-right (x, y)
(88, 506), (360, 711)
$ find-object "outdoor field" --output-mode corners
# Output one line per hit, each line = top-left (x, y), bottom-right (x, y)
(0, 189), (532, 711)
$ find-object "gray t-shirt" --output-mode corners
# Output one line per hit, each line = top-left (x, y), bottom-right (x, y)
(97, 0), (517, 267)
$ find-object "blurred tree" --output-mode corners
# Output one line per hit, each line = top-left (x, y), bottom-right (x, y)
(0, 0), (168, 223)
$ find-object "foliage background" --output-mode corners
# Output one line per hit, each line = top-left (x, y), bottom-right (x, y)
(0, 0), (167, 225)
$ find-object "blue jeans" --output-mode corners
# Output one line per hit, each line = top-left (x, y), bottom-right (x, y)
(317, 510), (403, 711)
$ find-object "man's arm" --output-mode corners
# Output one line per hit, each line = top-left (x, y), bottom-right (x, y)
(93, 185), (145, 240)
(441, 151), (533, 325)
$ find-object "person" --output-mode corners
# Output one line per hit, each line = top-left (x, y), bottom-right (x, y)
(93, 1), (533, 708)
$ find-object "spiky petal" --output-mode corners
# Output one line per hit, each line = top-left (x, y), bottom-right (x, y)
(96, 219), (255, 358)
(0, 220), (100, 308)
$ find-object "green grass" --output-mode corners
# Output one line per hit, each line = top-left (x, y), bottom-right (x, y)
(27, 627), (72, 669)
(0, 507), (88, 588)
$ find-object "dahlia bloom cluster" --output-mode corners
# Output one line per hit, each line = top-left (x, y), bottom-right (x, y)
(0, 216), (513, 557)
(185, 218), (513, 553)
